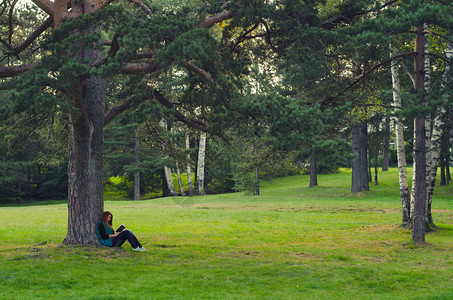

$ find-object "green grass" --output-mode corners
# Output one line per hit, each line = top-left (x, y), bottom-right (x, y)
(0, 168), (452, 299)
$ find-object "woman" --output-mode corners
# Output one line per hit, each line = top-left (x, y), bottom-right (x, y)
(96, 211), (147, 252)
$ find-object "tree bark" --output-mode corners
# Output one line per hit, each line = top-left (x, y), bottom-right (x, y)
(64, 76), (106, 245)
(134, 128), (140, 201)
(309, 155), (318, 187)
(412, 25), (426, 243)
(447, 155), (451, 185)
(351, 123), (369, 193)
(186, 133), (194, 196)
(176, 163), (185, 196)
(390, 41), (410, 224)
(164, 166), (177, 196)
(424, 42), (452, 229)
(254, 142), (260, 195)
(440, 157), (446, 186)
(374, 142), (379, 186)
(63, 0), (106, 245)
(361, 123), (370, 189)
(382, 115), (390, 171)
(197, 132), (207, 195)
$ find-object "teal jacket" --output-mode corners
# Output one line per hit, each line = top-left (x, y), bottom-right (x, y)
(96, 221), (113, 246)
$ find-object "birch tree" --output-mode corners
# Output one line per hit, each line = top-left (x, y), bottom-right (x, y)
(390, 41), (410, 224)
(197, 131), (207, 196)
(185, 133), (194, 196)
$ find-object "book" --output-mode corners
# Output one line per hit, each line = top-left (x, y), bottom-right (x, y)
(116, 224), (125, 232)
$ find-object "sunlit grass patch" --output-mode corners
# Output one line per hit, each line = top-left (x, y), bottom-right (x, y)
(0, 168), (452, 299)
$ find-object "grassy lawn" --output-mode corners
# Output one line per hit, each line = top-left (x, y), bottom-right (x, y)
(0, 168), (452, 299)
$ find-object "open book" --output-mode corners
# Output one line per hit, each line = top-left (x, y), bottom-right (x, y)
(116, 224), (126, 233)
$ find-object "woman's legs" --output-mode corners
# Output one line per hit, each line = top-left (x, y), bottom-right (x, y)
(112, 230), (142, 249)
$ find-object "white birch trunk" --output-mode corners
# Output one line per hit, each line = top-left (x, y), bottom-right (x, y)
(390, 41), (410, 223)
(197, 132), (207, 195)
(423, 32), (432, 224)
(164, 166), (177, 196)
(186, 133), (194, 196)
(134, 128), (140, 201)
(424, 42), (452, 228)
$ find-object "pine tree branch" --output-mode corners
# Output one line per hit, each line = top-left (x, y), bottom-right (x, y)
(320, 0), (399, 30)
(0, 63), (37, 78)
(126, 0), (153, 16)
(152, 90), (207, 132)
(181, 60), (220, 88)
(345, 52), (416, 92)
(4, 17), (53, 57)
(104, 98), (135, 126)
(119, 63), (159, 74)
(30, 0), (54, 17)
(199, 10), (233, 29)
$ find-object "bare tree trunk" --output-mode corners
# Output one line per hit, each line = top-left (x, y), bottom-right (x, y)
(424, 43), (452, 229)
(368, 143), (372, 182)
(65, 76), (106, 245)
(186, 133), (194, 196)
(361, 123), (370, 190)
(390, 41), (410, 224)
(412, 25), (426, 243)
(176, 162), (186, 196)
(374, 143), (379, 186)
(351, 123), (369, 193)
(134, 129), (140, 201)
(440, 157), (446, 186)
(351, 125), (361, 193)
(309, 155), (318, 187)
(447, 155), (451, 185)
(254, 142), (260, 195)
(197, 132), (207, 195)
(164, 166), (177, 196)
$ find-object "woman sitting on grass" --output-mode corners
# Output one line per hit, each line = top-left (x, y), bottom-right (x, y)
(96, 211), (147, 252)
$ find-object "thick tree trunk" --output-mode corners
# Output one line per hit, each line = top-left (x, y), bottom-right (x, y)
(134, 129), (140, 201)
(382, 115), (390, 171)
(63, 0), (106, 245)
(390, 42), (410, 224)
(309, 155), (318, 187)
(412, 25), (426, 243)
(197, 132), (207, 195)
(185, 133), (194, 196)
(64, 76), (106, 245)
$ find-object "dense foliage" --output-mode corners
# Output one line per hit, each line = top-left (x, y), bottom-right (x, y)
(1, 0), (452, 204)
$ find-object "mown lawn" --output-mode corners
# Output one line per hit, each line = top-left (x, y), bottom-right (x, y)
(0, 168), (452, 299)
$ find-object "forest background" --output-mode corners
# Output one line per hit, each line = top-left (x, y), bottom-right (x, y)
(0, 0), (452, 245)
